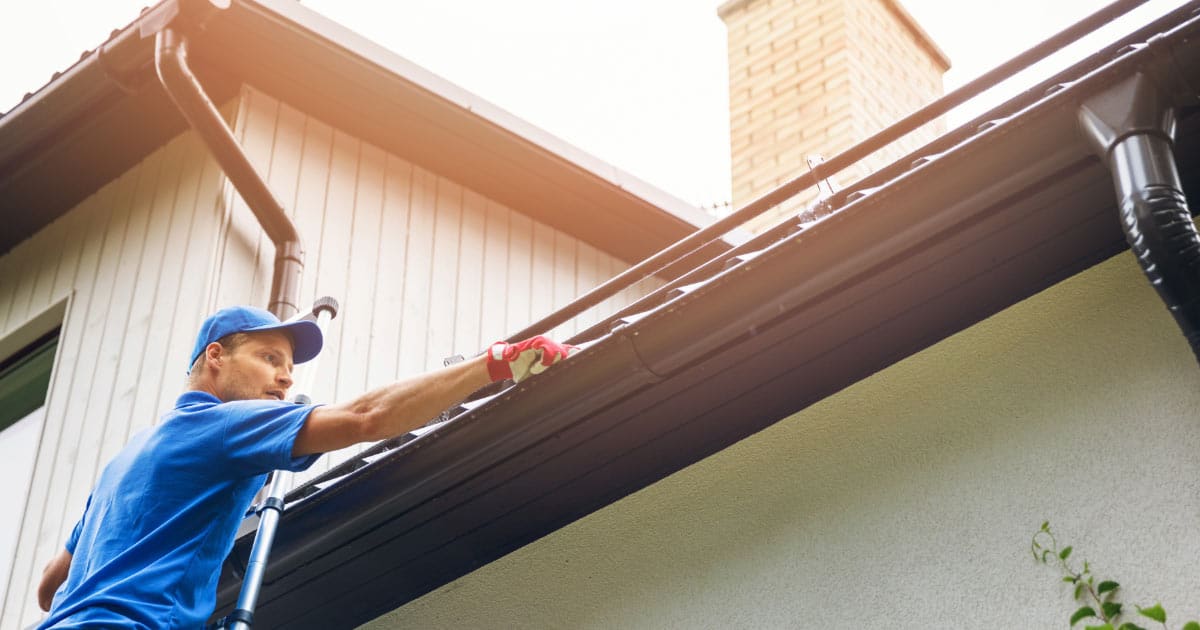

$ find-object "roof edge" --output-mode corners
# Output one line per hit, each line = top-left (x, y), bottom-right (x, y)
(0, 0), (722, 259)
(238, 0), (714, 230)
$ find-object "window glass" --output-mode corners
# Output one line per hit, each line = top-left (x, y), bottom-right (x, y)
(0, 328), (58, 604)
(0, 329), (58, 432)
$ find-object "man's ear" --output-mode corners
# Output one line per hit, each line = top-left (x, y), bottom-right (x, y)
(205, 342), (225, 369)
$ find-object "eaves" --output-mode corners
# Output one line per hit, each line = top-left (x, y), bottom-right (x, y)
(0, 0), (720, 265)
(211, 3), (1200, 627)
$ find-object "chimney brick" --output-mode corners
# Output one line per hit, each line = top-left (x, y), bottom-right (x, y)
(719, 0), (949, 232)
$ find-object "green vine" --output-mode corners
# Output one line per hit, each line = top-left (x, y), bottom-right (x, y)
(1032, 521), (1198, 630)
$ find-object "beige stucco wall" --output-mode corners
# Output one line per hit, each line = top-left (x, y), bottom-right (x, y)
(363, 251), (1200, 628)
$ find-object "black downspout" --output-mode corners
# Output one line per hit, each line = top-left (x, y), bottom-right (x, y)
(154, 26), (303, 319)
(1079, 72), (1200, 364)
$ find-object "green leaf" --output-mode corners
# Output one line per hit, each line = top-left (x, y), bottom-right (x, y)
(1181, 622), (1200, 630)
(1061, 546), (1074, 560)
(1137, 603), (1166, 623)
(1117, 624), (1147, 630)
(1042, 520), (1050, 532)
(1073, 607), (1098, 626)
(1102, 602), (1122, 619)
(1097, 581), (1119, 596)
(1064, 576), (1078, 583)
(1075, 584), (1086, 600)
(1084, 625), (1114, 630)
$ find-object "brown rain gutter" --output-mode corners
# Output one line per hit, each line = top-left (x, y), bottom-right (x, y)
(154, 24), (303, 319)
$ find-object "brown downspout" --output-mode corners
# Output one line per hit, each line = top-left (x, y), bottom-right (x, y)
(154, 26), (303, 320)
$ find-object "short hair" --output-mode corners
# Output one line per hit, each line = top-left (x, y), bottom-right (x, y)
(187, 331), (258, 376)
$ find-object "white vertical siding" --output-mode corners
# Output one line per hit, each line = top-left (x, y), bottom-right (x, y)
(0, 129), (228, 628)
(1, 85), (665, 626)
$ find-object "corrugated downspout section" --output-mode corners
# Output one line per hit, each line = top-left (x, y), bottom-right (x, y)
(1080, 72), (1200, 363)
(154, 23), (303, 319)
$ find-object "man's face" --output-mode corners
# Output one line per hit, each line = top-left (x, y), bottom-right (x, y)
(212, 331), (295, 402)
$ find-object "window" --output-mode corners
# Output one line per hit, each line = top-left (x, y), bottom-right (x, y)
(0, 328), (58, 432)
(0, 326), (59, 604)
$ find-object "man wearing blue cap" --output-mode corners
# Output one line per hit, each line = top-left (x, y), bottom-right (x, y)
(36, 305), (575, 629)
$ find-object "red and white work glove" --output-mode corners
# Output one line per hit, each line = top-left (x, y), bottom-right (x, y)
(486, 336), (579, 383)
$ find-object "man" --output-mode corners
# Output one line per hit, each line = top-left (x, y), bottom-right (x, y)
(36, 305), (575, 628)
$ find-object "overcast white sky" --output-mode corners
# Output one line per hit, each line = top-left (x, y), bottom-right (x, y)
(0, 0), (1190, 208)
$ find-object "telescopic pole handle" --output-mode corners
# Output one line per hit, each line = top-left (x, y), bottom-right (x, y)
(226, 296), (338, 630)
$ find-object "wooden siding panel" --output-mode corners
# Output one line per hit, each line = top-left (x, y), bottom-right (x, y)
(454, 189), (487, 355)
(505, 211), (534, 336)
(338, 141), (385, 388)
(237, 88), (278, 308)
(313, 129), (358, 398)
(426, 178), (462, 368)
(133, 135), (215, 432)
(292, 117), (335, 319)
(269, 101), (308, 226)
(338, 142), (386, 461)
(49, 200), (90, 304)
(0, 250), (18, 332)
(529, 222), (557, 338)
(0, 238), (37, 331)
(210, 94), (267, 310)
(14, 217), (67, 326)
(398, 167), (437, 377)
(78, 135), (168, 499)
(574, 241), (601, 332)
(479, 200), (510, 346)
(331, 139), (381, 407)
(552, 230), (578, 341)
(94, 137), (185, 467)
(306, 129), (361, 475)
(369, 156), (412, 391)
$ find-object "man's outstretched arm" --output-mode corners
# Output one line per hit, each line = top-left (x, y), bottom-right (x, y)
(293, 337), (575, 457)
(38, 548), (71, 611)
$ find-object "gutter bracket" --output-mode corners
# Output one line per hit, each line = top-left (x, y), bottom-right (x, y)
(95, 40), (145, 95)
(138, 0), (231, 39)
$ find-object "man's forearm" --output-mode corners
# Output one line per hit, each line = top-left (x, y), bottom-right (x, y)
(294, 335), (577, 457)
(350, 354), (492, 440)
(293, 355), (491, 456)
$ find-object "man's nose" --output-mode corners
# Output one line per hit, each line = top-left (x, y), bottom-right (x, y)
(277, 368), (293, 390)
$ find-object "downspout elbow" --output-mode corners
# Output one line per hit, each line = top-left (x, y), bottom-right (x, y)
(1079, 73), (1200, 364)
(154, 27), (303, 318)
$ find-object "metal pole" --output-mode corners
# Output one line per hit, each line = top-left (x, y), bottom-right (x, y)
(225, 296), (339, 630)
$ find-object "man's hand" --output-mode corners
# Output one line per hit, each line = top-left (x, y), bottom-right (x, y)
(486, 336), (578, 383)
(38, 549), (71, 611)
(294, 336), (578, 457)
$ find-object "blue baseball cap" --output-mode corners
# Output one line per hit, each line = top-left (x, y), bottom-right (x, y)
(188, 306), (323, 372)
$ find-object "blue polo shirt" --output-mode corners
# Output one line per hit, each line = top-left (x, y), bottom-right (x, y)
(41, 391), (321, 629)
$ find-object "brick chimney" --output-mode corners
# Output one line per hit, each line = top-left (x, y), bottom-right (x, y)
(719, 0), (950, 232)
